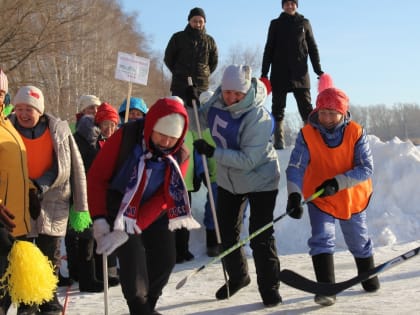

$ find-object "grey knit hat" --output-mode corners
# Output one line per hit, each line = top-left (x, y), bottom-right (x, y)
(221, 65), (252, 94)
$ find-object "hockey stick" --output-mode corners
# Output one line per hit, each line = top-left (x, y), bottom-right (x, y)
(186, 77), (230, 296)
(103, 255), (109, 315)
(176, 190), (323, 289)
(279, 246), (420, 296)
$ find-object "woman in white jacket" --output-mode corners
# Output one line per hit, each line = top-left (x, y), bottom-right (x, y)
(10, 85), (89, 315)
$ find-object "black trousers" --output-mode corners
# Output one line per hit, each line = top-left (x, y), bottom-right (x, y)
(271, 88), (312, 122)
(31, 234), (62, 276)
(0, 255), (11, 315)
(217, 187), (281, 293)
(116, 226), (175, 308)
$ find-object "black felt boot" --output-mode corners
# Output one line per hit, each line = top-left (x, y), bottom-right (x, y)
(175, 228), (194, 263)
(312, 253), (336, 306)
(355, 256), (380, 292)
(127, 297), (152, 315)
(215, 275), (251, 300)
(206, 229), (220, 257)
(38, 293), (63, 315)
(78, 238), (104, 293)
(273, 120), (285, 150)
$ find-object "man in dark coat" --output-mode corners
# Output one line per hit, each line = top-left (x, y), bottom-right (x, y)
(261, 0), (323, 149)
(164, 7), (218, 100)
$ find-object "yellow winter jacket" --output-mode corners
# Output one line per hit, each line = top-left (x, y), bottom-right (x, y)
(0, 113), (31, 237)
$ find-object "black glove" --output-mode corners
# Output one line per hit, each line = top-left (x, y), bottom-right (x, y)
(0, 227), (14, 256)
(315, 178), (339, 197)
(286, 193), (303, 219)
(186, 85), (200, 108)
(29, 188), (42, 220)
(0, 204), (16, 232)
(316, 71), (324, 79)
(193, 139), (215, 158)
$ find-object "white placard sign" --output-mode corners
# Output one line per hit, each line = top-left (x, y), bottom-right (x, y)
(115, 52), (150, 85)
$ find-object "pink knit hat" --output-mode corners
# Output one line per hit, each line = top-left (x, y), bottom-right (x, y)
(315, 88), (349, 115)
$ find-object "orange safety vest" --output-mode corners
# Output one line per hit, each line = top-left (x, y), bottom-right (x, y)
(22, 128), (54, 179)
(302, 121), (372, 219)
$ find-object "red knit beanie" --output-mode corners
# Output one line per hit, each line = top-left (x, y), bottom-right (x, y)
(95, 102), (119, 124)
(315, 88), (349, 115)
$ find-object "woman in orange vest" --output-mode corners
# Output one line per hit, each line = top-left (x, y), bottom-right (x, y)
(285, 79), (380, 307)
(9, 85), (89, 315)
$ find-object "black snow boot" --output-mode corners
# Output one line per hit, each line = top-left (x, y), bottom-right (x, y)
(78, 259), (104, 293)
(355, 256), (380, 292)
(94, 251), (120, 287)
(0, 291), (11, 315)
(16, 304), (38, 315)
(252, 236), (282, 307)
(78, 238), (104, 293)
(38, 293), (63, 315)
(206, 229), (221, 257)
(175, 228), (194, 263)
(64, 228), (79, 282)
(127, 297), (152, 315)
(273, 120), (285, 150)
(312, 253), (336, 306)
(215, 275), (251, 300)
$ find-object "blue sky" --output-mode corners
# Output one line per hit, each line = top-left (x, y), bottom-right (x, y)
(120, 1), (420, 108)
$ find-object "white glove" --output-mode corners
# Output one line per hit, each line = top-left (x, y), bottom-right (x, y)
(124, 216), (142, 234)
(93, 218), (110, 241)
(96, 230), (129, 256)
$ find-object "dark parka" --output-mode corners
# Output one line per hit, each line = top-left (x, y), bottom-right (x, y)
(164, 25), (218, 97)
(261, 12), (322, 92)
(73, 115), (101, 172)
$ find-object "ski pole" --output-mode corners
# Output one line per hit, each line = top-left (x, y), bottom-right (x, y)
(176, 189), (323, 289)
(103, 254), (109, 315)
(187, 77), (230, 297)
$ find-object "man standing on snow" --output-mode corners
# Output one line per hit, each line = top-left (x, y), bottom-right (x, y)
(261, 0), (324, 149)
(164, 7), (218, 101)
(164, 7), (218, 263)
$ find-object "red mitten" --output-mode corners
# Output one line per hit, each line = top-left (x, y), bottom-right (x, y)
(318, 73), (334, 93)
(259, 77), (272, 95)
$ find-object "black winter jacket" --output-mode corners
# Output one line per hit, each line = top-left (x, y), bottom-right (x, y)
(164, 25), (218, 98)
(261, 12), (322, 92)
(73, 115), (101, 173)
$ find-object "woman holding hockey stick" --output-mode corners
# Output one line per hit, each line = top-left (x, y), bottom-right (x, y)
(285, 74), (380, 306)
(189, 64), (282, 307)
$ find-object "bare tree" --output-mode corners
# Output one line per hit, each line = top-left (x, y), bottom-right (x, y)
(1, 0), (168, 123)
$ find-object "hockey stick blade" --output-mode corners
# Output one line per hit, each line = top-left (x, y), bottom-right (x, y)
(279, 246), (420, 296)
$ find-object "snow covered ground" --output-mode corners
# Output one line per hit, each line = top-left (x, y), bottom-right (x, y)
(10, 136), (420, 314)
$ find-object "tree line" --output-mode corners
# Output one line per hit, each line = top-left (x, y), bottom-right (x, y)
(1, 0), (419, 144)
(282, 103), (420, 146)
(0, 0), (170, 122)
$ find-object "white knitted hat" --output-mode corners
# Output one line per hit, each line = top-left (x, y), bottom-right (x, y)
(0, 70), (8, 93)
(153, 113), (185, 138)
(78, 95), (101, 111)
(13, 86), (45, 114)
(221, 65), (252, 94)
